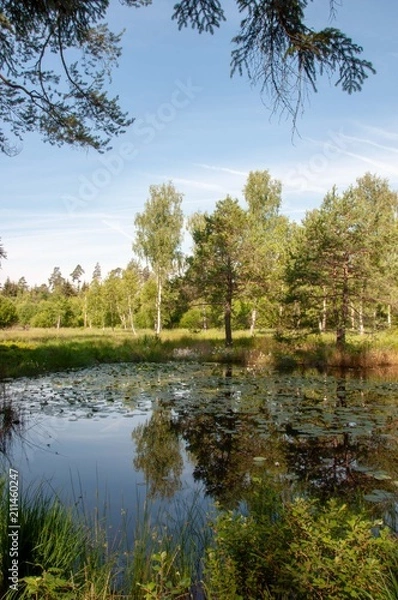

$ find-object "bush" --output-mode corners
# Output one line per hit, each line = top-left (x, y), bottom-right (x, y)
(0, 297), (17, 328)
(205, 478), (398, 599)
(179, 308), (204, 331)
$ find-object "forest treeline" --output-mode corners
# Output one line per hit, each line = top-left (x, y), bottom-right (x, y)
(1, 170), (397, 347)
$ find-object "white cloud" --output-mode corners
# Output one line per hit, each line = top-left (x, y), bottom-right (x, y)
(194, 163), (248, 176)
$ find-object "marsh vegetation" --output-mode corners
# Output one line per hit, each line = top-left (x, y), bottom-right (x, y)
(0, 356), (398, 598)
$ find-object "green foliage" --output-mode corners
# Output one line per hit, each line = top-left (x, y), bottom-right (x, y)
(205, 477), (398, 599)
(0, 1), (375, 153)
(0, 1), (133, 153)
(188, 196), (247, 346)
(134, 182), (184, 334)
(0, 296), (17, 328)
(179, 307), (205, 331)
(284, 498), (397, 598)
(20, 568), (77, 600)
(137, 550), (192, 600)
(287, 174), (398, 346)
(174, 2), (374, 127)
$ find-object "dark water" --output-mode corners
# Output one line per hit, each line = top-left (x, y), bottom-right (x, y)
(1, 362), (398, 533)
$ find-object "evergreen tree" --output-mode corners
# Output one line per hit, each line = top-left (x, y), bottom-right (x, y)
(287, 174), (398, 346)
(188, 196), (247, 346)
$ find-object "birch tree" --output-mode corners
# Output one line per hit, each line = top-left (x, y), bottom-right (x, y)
(243, 170), (289, 333)
(133, 182), (184, 335)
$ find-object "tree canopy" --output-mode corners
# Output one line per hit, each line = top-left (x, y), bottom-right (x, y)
(2, 172), (398, 343)
(0, 0), (375, 153)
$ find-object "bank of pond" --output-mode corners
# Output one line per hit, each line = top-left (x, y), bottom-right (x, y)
(2, 327), (398, 379)
(0, 359), (398, 598)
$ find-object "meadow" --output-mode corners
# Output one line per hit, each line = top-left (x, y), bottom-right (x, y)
(1, 327), (398, 379)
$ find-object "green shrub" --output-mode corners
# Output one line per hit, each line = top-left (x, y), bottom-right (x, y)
(0, 297), (17, 328)
(205, 478), (398, 599)
(179, 308), (204, 332)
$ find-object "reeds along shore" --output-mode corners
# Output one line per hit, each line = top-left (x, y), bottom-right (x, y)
(0, 478), (397, 599)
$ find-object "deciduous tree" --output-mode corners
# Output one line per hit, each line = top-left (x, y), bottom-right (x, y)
(243, 170), (289, 333)
(133, 182), (184, 335)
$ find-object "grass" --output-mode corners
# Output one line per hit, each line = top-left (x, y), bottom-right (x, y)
(0, 480), (210, 600)
(0, 477), (397, 599)
(1, 327), (398, 379)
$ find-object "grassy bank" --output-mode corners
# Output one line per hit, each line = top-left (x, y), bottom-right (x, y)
(0, 477), (397, 599)
(1, 327), (398, 379)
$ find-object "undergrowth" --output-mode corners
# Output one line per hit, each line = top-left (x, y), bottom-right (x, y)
(0, 476), (397, 599)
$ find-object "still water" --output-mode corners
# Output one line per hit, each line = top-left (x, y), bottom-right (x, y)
(1, 361), (398, 532)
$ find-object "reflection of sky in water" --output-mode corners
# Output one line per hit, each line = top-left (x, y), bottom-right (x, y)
(1, 363), (209, 538)
(1, 362), (398, 533)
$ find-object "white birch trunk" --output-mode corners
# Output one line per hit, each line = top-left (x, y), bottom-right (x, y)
(156, 275), (162, 335)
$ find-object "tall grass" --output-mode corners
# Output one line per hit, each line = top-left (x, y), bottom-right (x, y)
(0, 480), (119, 599)
(0, 480), (211, 599)
(1, 327), (398, 379)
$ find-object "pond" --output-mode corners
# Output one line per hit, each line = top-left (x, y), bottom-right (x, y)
(1, 361), (398, 536)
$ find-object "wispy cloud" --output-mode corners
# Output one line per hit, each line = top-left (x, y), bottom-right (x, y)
(195, 163), (248, 176)
(340, 134), (398, 155)
(358, 124), (398, 142)
(338, 150), (398, 176)
(163, 177), (224, 192)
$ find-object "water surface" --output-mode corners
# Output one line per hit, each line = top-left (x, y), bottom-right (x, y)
(1, 362), (398, 531)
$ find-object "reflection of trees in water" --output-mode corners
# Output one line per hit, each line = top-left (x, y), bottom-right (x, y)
(130, 365), (398, 510)
(132, 403), (183, 499)
(284, 374), (398, 502)
(173, 367), (398, 509)
(0, 384), (23, 456)
(175, 365), (281, 507)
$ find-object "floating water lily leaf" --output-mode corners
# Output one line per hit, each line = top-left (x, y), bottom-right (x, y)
(253, 456), (266, 463)
(364, 489), (396, 503)
(372, 471), (392, 481)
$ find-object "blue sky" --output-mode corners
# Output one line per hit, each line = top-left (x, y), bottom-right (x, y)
(1, 0), (398, 286)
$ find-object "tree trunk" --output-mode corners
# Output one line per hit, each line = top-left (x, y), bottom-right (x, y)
(128, 297), (137, 335)
(83, 294), (88, 328)
(350, 305), (355, 331)
(250, 308), (257, 336)
(156, 275), (162, 336)
(387, 304), (392, 328)
(202, 307), (207, 331)
(358, 299), (364, 335)
(224, 270), (233, 347)
(224, 300), (232, 347)
(336, 263), (349, 349)
(319, 290), (327, 333)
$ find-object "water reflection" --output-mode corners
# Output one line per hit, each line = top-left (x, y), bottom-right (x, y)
(1, 363), (398, 525)
(132, 402), (183, 498)
(0, 383), (24, 457)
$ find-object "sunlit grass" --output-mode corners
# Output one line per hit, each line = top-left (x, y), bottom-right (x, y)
(1, 327), (398, 378)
